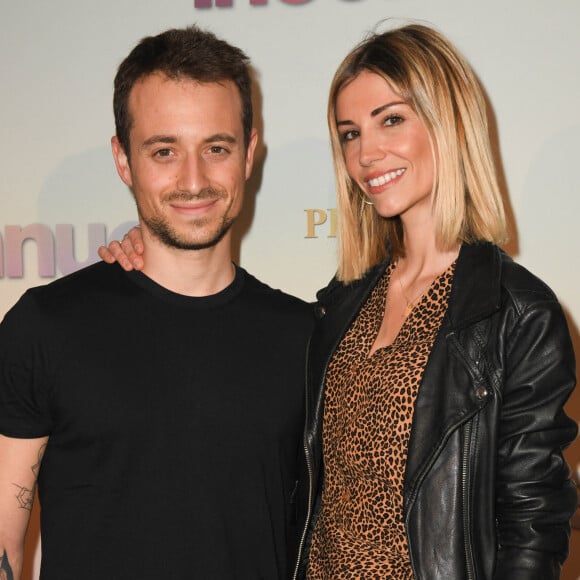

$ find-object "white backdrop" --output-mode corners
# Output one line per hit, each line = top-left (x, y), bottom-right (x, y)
(1, 0), (579, 315)
(1, 0), (579, 577)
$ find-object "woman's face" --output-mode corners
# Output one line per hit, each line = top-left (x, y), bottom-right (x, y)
(335, 70), (435, 224)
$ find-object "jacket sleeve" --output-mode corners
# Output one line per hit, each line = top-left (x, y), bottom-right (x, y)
(494, 292), (577, 579)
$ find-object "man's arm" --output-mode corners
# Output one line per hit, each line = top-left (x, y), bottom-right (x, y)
(0, 435), (48, 580)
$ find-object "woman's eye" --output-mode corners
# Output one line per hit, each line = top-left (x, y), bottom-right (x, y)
(340, 130), (358, 143)
(384, 114), (404, 126)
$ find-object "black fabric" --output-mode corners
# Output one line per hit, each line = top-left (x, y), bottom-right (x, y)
(296, 242), (577, 580)
(0, 261), (314, 580)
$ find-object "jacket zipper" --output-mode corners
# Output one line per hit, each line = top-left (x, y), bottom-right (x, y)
(405, 408), (483, 578)
(292, 335), (314, 580)
(292, 266), (392, 579)
(462, 419), (475, 580)
(292, 436), (313, 580)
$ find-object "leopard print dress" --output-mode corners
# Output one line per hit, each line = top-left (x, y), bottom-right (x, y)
(306, 261), (455, 579)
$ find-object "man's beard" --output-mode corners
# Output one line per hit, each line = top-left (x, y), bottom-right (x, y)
(138, 188), (236, 251)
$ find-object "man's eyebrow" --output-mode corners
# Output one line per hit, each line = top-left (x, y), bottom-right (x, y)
(204, 133), (237, 145)
(336, 101), (407, 127)
(140, 133), (238, 149)
(141, 135), (177, 149)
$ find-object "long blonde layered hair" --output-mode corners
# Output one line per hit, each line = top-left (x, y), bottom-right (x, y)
(329, 24), (507, 282)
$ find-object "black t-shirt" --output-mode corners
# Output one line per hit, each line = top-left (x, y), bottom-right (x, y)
(0, 262), (313, 579)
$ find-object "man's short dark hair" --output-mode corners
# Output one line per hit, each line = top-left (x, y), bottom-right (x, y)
(113, 25), (253, 158)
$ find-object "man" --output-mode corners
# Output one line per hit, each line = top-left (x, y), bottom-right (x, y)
(0, 26), (312, 579)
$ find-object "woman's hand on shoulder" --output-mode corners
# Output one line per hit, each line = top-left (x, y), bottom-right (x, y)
(97, 226), (144, 271)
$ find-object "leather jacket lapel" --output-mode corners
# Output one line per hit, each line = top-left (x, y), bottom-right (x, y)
(404, 243), (503, 508)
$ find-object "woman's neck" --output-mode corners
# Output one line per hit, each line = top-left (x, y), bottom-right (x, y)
(398, 219), (459, 280)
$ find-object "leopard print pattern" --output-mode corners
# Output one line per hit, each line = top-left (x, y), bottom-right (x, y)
(307, 261), (455, 579)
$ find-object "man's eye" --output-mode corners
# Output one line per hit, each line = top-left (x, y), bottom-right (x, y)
(154, 148), (172, 157)
(209, 145), (227, 154)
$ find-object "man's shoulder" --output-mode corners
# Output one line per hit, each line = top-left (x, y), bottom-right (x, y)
(240, 268), (314, 318)
(12, 261), (125, 316)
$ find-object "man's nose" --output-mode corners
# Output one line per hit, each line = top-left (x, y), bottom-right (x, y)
(176, 153), (209, 192)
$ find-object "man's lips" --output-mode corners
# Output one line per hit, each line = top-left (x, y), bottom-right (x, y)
(169, 198), (219, 214)
(164, 190), (224, 214)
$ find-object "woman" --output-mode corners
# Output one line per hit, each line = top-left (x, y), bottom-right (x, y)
(101, 24), (577, 579)
(295, 24), (577, 580)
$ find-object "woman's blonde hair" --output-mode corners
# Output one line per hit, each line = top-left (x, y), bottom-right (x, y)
(329, 24), (507, 282)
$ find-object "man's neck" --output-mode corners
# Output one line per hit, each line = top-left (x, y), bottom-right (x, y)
(140, 234), (236, 298)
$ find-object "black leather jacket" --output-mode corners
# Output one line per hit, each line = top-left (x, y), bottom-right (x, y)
(295, 243), (577, 580)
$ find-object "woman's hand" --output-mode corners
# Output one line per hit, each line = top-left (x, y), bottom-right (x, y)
(97, 226), (145, 271)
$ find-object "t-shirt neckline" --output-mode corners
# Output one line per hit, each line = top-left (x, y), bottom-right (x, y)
(124, 263), (245, 309)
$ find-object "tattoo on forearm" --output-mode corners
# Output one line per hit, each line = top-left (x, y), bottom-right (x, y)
(11, 442), (47, 512)
(12, 483), (34, 511)
(31, 443), (46, 479)
(0, 549), (14, 580)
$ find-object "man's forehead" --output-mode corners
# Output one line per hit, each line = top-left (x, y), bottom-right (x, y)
(130, 72), (239, 101)
(128, 74), (242, 121)
(127, 73), (244, 143)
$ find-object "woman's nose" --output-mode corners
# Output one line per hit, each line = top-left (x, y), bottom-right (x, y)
(358, 133), (386, 167)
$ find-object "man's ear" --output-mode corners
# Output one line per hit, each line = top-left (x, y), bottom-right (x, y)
(245, 128), (258, 180)
(111, 136), (133, 188)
